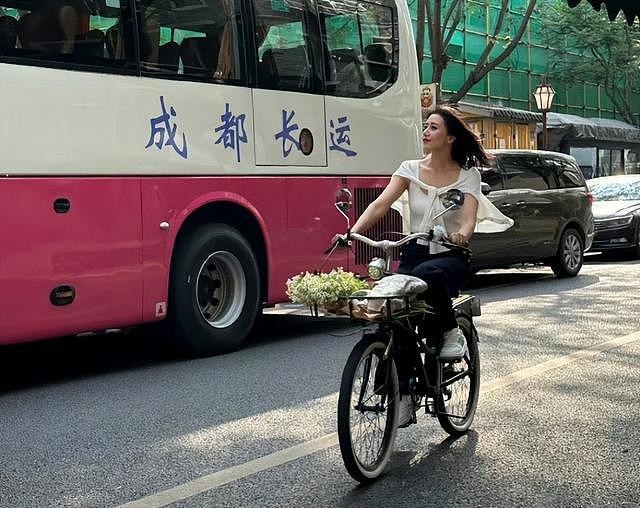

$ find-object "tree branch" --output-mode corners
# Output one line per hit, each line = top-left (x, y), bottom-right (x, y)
(416, 0), (426, 81)
(443, 0), (464, 50)
(450, 0), (537, 103)
(442, 0), (462, 31)
(470, 0), (508, 70)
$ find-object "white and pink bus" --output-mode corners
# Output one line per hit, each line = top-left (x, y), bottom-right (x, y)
(0, 0), (421, 354)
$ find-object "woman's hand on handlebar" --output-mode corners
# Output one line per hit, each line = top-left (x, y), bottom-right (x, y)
(331, 233), (350, 247)
(324, 233), (351, 254)
(449, 231), (470, 247)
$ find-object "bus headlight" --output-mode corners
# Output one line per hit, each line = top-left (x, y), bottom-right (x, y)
(367, 257), (386, 280)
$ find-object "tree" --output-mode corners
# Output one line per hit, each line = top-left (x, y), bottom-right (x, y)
(414, 0), (538, 103)
(541, 0), (640, 125)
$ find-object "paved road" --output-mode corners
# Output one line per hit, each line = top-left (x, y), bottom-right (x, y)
(1, 255), (639, 507)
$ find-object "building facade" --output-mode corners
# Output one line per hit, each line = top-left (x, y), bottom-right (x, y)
(411, 0), (640, 175)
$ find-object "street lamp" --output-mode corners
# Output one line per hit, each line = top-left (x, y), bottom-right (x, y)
(533, 77), (556, 150)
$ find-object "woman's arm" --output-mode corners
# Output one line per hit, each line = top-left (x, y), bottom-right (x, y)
(450, 193), (478, 246)
(350, 175), (409, 234)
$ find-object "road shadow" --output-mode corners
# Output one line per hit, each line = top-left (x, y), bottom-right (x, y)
(0, 314), (357, 393)
(468, 268), (553, 289)
(247, 313), (356, 347)
(468, 268), (600, 305)
(337, 431), (480, 507)
(468, 250), (639, 292)
(0, 327), (179, 393)
(2, 255), (632, 392)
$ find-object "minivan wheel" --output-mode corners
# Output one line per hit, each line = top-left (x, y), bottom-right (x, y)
(550, 227), (584, 278)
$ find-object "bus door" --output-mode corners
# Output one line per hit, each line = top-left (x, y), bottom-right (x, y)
(250, 0), (334, 273)
(251, 0), (326, 167)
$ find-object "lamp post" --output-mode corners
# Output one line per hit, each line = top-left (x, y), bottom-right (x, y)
(533, 77), (556, 150)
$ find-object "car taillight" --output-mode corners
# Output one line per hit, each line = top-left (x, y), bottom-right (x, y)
(587, 193), (595, 204)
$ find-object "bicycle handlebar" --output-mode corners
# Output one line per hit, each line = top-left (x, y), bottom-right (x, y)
(347, 232), (431, 251)
(325, 229), (471, 256)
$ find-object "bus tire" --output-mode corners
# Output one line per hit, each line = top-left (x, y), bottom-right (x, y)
(168, 223), (261, 356)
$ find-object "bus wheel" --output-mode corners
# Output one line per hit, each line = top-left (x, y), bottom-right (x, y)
(168, 223), (261, 356)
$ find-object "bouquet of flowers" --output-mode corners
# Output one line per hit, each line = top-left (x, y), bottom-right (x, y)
(286, 268), (369, 315)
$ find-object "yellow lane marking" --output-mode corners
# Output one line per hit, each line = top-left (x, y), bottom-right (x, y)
(481, 331), (640, 395)
(117, 434), (338, 508)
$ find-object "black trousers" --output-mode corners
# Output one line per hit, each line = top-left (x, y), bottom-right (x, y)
(398, 240), (470, 337)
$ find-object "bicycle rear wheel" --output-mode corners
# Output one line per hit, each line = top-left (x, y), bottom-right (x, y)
(437, 316), (480, 435)
(337, 335), (399, 483)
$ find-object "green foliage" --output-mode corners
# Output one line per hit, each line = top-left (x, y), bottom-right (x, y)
(540, 0), (640, 123)
(419, 0), (538, 102)
(286, 268), (369, 308)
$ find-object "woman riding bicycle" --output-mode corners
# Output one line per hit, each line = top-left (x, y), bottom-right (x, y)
(334, 107), (513, 480)
(337, 106), (512, 360)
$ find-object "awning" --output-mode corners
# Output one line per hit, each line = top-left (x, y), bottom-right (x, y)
(567, 0), (640, 25)
(457, 101), (542, 123)
(547, 112), (640, 144)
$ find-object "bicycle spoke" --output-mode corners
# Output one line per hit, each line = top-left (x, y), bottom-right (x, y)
(442, 358), (472, 417)
(349, 351), (391, 468)
(357, 356), (373, 406)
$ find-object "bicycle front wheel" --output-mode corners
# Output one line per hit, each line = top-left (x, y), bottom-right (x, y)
(437, 316), (481, 435)
(337, 335), (399, 483)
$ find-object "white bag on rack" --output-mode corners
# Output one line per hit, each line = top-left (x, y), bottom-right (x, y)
(350, 275), (428, 319)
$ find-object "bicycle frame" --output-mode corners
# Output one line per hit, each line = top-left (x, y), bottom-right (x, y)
(347, 295), (475, 419)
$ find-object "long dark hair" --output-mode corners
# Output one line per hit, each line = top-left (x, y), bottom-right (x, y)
(428, 105), (490, 168)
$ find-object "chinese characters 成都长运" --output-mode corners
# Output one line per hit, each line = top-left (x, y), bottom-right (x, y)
(274, 109), (300, 158)
(145, 96), (188, 159)
(214, 103), (248, 163)
(329, 116), (357, 157)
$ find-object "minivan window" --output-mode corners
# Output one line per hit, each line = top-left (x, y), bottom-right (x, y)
(479, 165), (503, 191)
(543, 157), (585, 188)
(500, 154), (556, 191)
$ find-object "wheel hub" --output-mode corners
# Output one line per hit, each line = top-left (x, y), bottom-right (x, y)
(196, 251), (246, 328)
(563, 234), (582, 270)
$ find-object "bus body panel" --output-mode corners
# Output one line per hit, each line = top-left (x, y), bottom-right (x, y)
(0, 178), (143, 344)
(0, 62), (419, 177)
(138, 179), (279, 324)
(0, 174), (394, 345)
(138, 175), (370, 322)
(0, 63), (258, 175)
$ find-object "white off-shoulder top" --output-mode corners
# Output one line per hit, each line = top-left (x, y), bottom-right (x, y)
(391, 159), (514, 253)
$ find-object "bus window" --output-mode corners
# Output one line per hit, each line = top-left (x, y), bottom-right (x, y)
(137, 0), (245, 82)
(319, 0), (396, 98)
(0, 0), (135, 71)
(253, 0), (316, 93)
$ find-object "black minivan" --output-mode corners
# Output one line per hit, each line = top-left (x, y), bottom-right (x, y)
(470, 150), (594, 277)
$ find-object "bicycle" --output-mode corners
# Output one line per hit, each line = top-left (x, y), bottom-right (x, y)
(331, 192), (481, 483)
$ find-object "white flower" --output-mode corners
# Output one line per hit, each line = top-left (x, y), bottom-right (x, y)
(286, 268), (369, 307)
